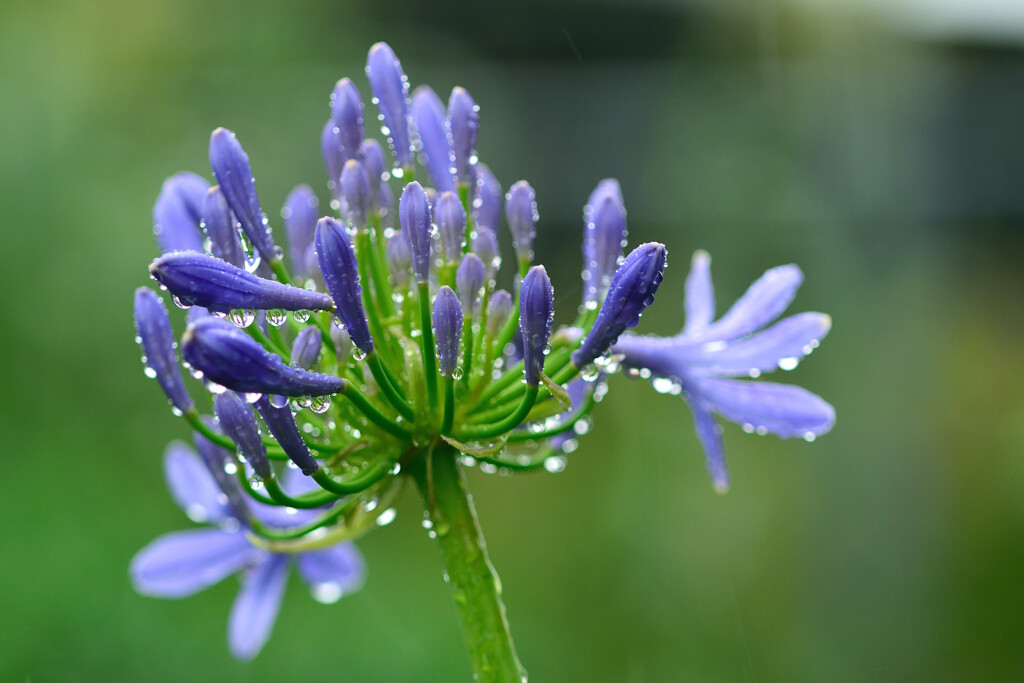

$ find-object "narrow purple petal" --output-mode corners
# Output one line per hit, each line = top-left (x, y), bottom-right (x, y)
(691, 312), (831, 377)
(610, 333), (683, 380)
(366, 42), (414, 169)
(153, 172), (209, 254)
(687, 396), (730, 492)
(228, 554), (289, 661)
(130, 529), (254, 599)
(683, 250), (715, 335)
(702, 264), (803, 341)
(411, 85), (456, 192)
(694, 377), (835, 439)
(297, 543), (367, 603)
(163, 441), (231, 524)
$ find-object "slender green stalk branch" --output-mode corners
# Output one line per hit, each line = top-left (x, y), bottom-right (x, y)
(459, 386), (539, 441)
(367, 352), (414, 421)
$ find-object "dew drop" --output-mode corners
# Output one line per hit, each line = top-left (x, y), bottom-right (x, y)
(266, 309), (287, 326)
(651, 377), (675, 394)
(171, 295), (192, 309)
(778, 357), (799, 371)
(270, 394), (290, 409)
(293, 309), (311, 323)
(479, 462), (498, 475)
(143, 366), (157, 379)
(229, 309), (256, 328)
(352, 347), (367, 362)
(376, 508), (397, 526)
(310, 395), (331, 413)
(452, 367), (464, 380)
(803, 431), (816, 442)
(311, 582), (344, 604)
(244, 392), (262, 404)
(544, 456), (567, 473)
(748, 368), (761, 379)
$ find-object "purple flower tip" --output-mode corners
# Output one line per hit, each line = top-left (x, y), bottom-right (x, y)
(314, 217), (374, 354)
(583, 181), (628, 307)
(359, 139), (386, 206)
(282, 185), (319, 279)
(214, 391), (271, 479)
(330, 78), (365, 160)
(434, 191), (466, 263)
(182, 317), (346, 397)
(386, 230), (412, 289)
(291, 326), (323, 371)
(398, 181), (433, 284)
(505, 180), (538, 263)
(432, 286), (463, 377)
(202, 186), (245, 269)
(255, 396), (320, 476)
(134, 287), (193, 413)
(473, 163), (502, 232)
(411, 86), (455, 193)
(209, 127), (275, 262)
(149, 251), (333, 313)
(485, 289), (513, 338)
(573, 242), (666, 369)
(366, 42), (414, 170)
(321, 119), (346, 195)
(447, 86), (479, 184)
(519, 265), (555, 385)
(340, 160), (371, 229)
(472, 225), (501, 280)
(154, 172), (209, 254)
(456, 253), (486, 315)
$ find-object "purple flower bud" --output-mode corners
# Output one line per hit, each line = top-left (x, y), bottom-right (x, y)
(330, 325), (353, 366)
(386, 231), (412, 289)
(321, 119), (346, 195)
(366, 42), (414, 170)
(377, 179), (394, 224)
(254, 396), (319, 476)
(447, 87), (479, 184)
(213, 391), (271, 480)
(209, 128), (275, 263)
(340, 160), (371, 229)
(194, 426), (253, 522)
(485, 290), (513, 338)
(291, 326), (322, 370)
(506, 181), (538, 263)
(473, 163), (502, 231)
(153, 172), (209, 254)
(330, 78), (364, 160)
(582, 182), (628, 307)
(314, 217), (374, 354)
(411, 86), (456, 193)
(399, 181), (433, 284)
(585, 178), (623, 214)
(434, 191), (466, 263)
(150, 251), (333, 313)
(472, 226), (501, 281)
(573, 242), (667, 369)
(359, 139), (386, 207)
(134, 288), (193, 413)
(182, 317), (346, 397)
(282, 185), (319, 279)
(201, 186), (245, 268)
(432, 286), (463, 377)
(456, 253), (486, 315)
(519, 266), (554, 385)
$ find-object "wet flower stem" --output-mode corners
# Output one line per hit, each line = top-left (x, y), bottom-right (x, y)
(409, 444), (526, 683)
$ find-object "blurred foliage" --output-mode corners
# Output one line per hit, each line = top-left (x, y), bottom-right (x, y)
(1, 0), (1023, 680)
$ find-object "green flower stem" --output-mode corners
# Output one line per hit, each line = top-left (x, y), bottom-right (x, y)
(418, 283), (439, 407)
(461, 317), (475, 379)
(356, 232), (392, 362)
(459, 386), (539, 441)
(360, 226), (396, 317)
(458, 182), (472, 250)
(505, 390), (597, 442)
(311, 459), (394, 495)
(472, 359), (525, 409)
(409, 447), (526, 683)
(339, 383), (412, 440)
(268, 257), (291, 286)
(441, 375), (456, 436)
(366, 351), (414, 421)
(475, 349), (573, 416)
(264, 476), (340, 509)
(246, 323), (289, 359)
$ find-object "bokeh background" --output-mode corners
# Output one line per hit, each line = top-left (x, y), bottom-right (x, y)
(2, 0), (1023, 680)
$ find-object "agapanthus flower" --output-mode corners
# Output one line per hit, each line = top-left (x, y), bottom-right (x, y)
(612, 250), (834, 491)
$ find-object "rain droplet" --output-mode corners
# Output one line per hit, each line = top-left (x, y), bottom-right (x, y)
(311, 582), (344, 604)
(544, 456), (567, 473)
(266, 309), (287, 326)
(229, 309), (255, 328)
(293, 309), (311, 323)
(452, 367), (464, 380)
(778, 357), (799, 371)
(376, 508), (397, 526)
(310, 395), (331, 413)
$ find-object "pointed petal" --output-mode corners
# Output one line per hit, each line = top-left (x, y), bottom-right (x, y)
(695, 377), (835, 439)
(687, 395), (729, 492)
(692, 312), (831, 377)
(228, 554), (289, 661)
(703, 264), (803, 341)
(683, 250), (715, 335)
(130, 529), (253, 598)
(297, 543), (366, 603)
(612, 333), (686, 380)
(163, 441), (231, 524)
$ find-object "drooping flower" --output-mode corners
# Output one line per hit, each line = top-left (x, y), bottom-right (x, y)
(612, 250), (834, 491)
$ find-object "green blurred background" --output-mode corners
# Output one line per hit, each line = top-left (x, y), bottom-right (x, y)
(2, 0), (1023, 680)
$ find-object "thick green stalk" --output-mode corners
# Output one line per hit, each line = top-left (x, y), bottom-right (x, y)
(409, 447), (525, 683)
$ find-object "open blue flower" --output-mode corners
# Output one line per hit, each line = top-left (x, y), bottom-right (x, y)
(612, 250), (834, 491)
(130, 441), (365, 660)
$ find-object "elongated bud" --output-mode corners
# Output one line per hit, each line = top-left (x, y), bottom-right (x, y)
(435, 191), (465, 263)
(519, 266), (554, 385)
(213, 391), (271, 480)
(485, 289), (513, 338)
(330, 78), (364, 159)
(134, 288), (193, 413)
(447, 87), (478, 184)
(330, 325), (353, 366)
(209, 128), (275, 263)
(472, 226), (501, 281)
(473, 163), (502, 231)
(412, 86), (455, 192)
(194, 426), (253, 522)
(282, 185), (319, 278)
(572, 242), (667, 368)
(583, 181), (627, 307)
(201, 186), (244, 268)
(386, 231), (412, 289)
(456, 253), (485, 315)
(378, 179), (394, 223)
(399, 181), (433, 284)
(182, 318), (346, 396)
(366, 42), (414, 170)
(321, 119), (346, 196)
(291, 326), (323, 370)
(359, 139), (386, 207)
(255, 397), (320, 476)
(432, 286), (463, 377)
(314, 217), (374, 354)
(150, 252), (333, 313)
(340, 160), (371, 229)
(506, 181), (537, 263)
(154, 172), (209, 254)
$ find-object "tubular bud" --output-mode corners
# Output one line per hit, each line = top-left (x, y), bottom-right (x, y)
(366, 42), (414, 170)
(485, 290), (513, 338)
(473, 163), (502, 232)
(330, 78), (365, 160)
(282, 185), (319, 278)
(435, 191), (466, 263)
(447, 87), (479, 185)
(399, 181), (433, 284)
(153, 172), (209, 254)
(134, 287), (193, 413)
(456, 253), (486, 315)
(201, 186), (245, 268)
(340, 160), (371, 229)
(519, 266), (554, 385)
(433, 286), (463, 378)
(291, 326), (323, 370)
(255, 397), (320, 476)
(213, 391), (271, 480)
(412, 86), (456, 192)
(209, 128), (275, 262)
(583, 182), (628, 307)
(505, 181), (537, 264)
(314, 217), (374, 354)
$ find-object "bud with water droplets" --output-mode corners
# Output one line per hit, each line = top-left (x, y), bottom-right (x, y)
(283, 185), (319, 278)
(360, 139), (386, 208)
(330, 324), (353, 366)
(435, 191), (466, 263)
(447, 87), (478, 185)
(150, 251), (333, 313)
(321, 119), (346, 195)
(433, 286), (463, 378)
(330, 78), (365, 160)
(472, 226), (501, 281)
(154, 172), (209, 254)
(412, 86), (455, 192)
(182, 317), (346, 396)
(340, 160), (371, 229)
(519, 266), (554, 386)
(201, 186), (245, 268)
(386, 230), (412, 289)
(572, 242), (666, 369)
(366, 42), (414, 170)
(291, 326), (323, 371)
(194, 426), (253, 523)
(255, 396), (320, 476)
(473, 163), (502, 232)
(456, 253), (485, 316)
(214, 391), (271, 480)
(582, 179), (627, 308)
(209, 128), (275, 263)
(506, 181), (537, 264)
(485, 289), (512, 338)
(315, 217), (374, 354)
(134, 287), (193, 413)
(399, 181), (433, 284)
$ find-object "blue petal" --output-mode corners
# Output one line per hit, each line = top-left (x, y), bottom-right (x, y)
(702, 264), (802, 341)
(694, 377), (835, 439)
(683, 250), (715, 335)
(228, 554), (289, 661)
(297, 543), (367, 603)
(130, 528), (254, 598)
(689, 312), (831, 377)
(164, 441), (231, 524)
(687, 395), (729, 492)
